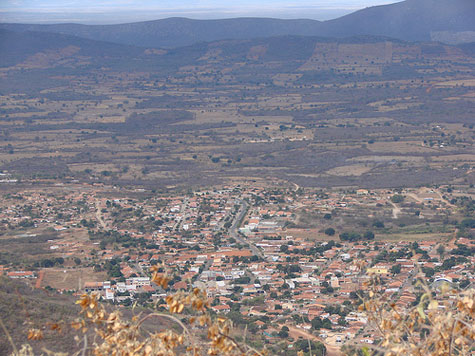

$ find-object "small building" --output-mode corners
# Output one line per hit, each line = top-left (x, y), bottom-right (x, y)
(7, 271), (35, 279)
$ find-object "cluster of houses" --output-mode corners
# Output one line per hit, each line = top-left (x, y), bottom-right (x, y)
(1, 184), (473, 350)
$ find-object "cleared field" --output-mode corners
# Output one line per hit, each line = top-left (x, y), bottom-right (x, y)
(432, 154), (475, 162)
(285, 228), (338, 241)
(375, 232), (452, 242)
(349, 155), (425, 163)
(326, 164), (373, 177)
(366, 141), (437, 154)
(435, 79), (475, 87)
(40, 268), (108, 291)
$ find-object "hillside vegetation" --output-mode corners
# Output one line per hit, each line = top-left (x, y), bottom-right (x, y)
(0, 277), (81, 355)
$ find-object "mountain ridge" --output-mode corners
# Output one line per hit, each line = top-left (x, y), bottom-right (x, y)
(1, 28), (473, 76)
(0, 0), (474, 48)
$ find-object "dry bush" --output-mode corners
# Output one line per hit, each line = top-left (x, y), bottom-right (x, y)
(345, 271), (474, 356)
(5, 265), (474, 356)
(7, 266), (266, 356)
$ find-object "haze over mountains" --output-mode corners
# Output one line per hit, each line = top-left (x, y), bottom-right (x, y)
(1, 0), (474, 49)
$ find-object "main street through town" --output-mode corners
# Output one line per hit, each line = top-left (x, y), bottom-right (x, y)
(230, 200), (264, 258)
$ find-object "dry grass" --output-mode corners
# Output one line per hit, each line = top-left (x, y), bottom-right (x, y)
(326, 164), (373, 177)
(40, 268), (107, 291)
(375, 232), (450, 242)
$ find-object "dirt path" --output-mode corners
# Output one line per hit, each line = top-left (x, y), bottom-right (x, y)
(35, 270), (45, 289)
(406, 193), (424, 203)
(407, 191), (454, 207)
(389, 201), (401, 219)
(288, 326), (342, 356)
(95, 200), (108, 230)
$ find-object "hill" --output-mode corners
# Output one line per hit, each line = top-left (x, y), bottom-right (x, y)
(321, 0), (475, 42)
(0, 0), (474, 48)
(0, 29), (146, 68)
(0, 277), (81, 355)
(0, 278), (172, 355)
(2, 29), (473, 72)
(0, 18), (324, 49)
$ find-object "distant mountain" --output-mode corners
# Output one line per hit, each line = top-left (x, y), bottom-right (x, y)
(0, 29), (145, 68)
(0, 18), (323, 49)
(0, 0), (474, 48)
(320, 0), (475, 42)
(0, 30), (378, 69)
(1, 28), (473, 74)
(0, 0), (475, 48)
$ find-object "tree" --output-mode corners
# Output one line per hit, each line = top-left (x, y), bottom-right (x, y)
(459, 279), (470, 289)
(390, 264), (401, 274)
(364, 231), (375, 240)
(324, 227), (335, 236)
(338, 317), (348, 326)
(40, 259), (55, 268)
(278, 326), (289, 338)
(311, 316), (334, 330)
(293, 339), (326, 356)
(340, 231), (361, 242)
(311, 317), (323, 330)
(391, 194), (405, 203)
(340, 231), (374, 242)
(422, 266), (435, 278)
(322, 318), (333, 329)
(437, 245), (445, 257)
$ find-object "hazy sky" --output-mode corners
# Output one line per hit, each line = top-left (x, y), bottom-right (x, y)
(0, 0), (399, 24)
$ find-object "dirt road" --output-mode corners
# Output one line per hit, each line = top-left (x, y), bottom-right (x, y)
(288, 326), (342, 356)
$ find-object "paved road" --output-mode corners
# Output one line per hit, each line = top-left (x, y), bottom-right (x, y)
(229, 200), (263, 258)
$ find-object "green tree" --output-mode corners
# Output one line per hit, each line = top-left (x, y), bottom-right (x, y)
(390, 264), (401, 274)
(293, 339), (326, 356)
(391, 194), (405, 203)
(278, 326), (289, 338)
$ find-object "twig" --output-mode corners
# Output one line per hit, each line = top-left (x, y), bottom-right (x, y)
(218, 331), (265, 356)
(302, 314), (312, 356)
(81, 335), (88, 356)
(344, 340), (388, 354)
(137, 312), (197, 356)
(0, 318), (18, 355)
(243, 324), (248, 347)
(138, 312), (191, 338)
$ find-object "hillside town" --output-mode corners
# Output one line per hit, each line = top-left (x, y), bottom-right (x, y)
(0, 182), (473, 352)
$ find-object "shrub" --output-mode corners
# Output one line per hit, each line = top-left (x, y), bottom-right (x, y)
(391, 194), (405, 203)
(12, 267), (267, 356)
(345, 266), (475, 356)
